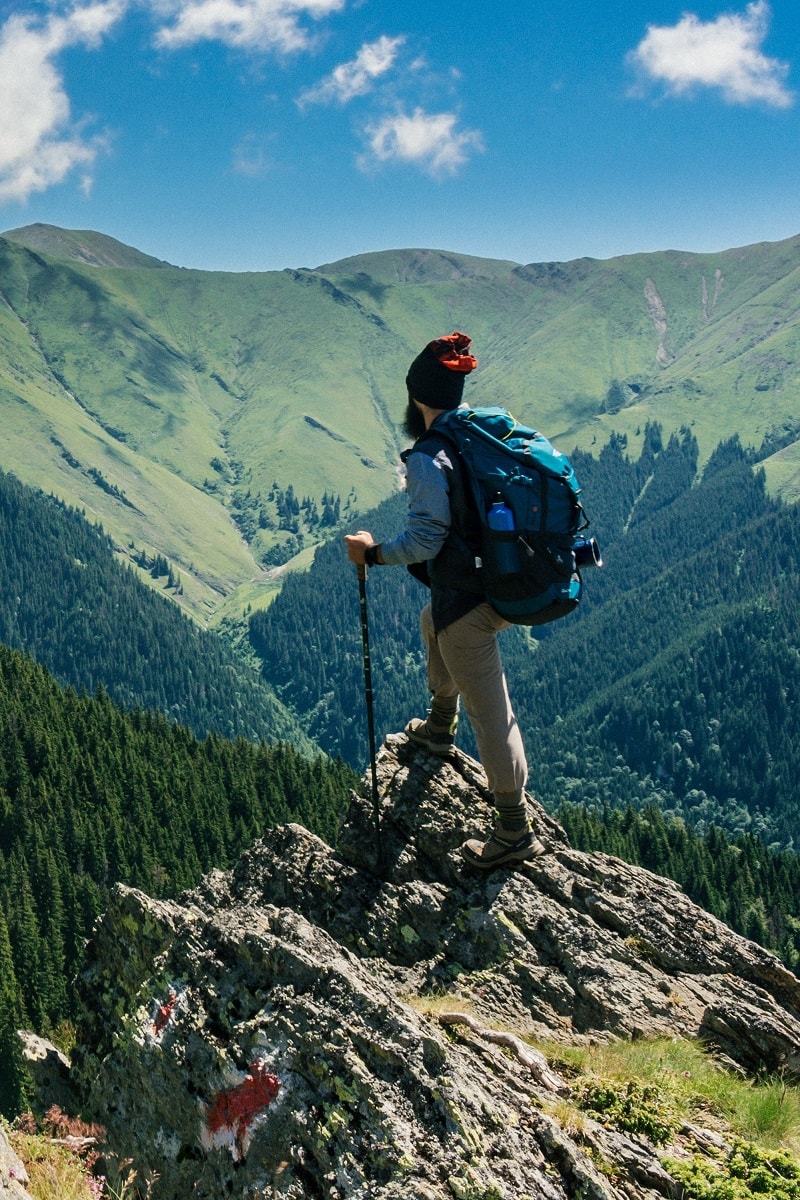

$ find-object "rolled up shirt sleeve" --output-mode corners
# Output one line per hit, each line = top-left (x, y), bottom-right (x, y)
(380, 448), (451, 566)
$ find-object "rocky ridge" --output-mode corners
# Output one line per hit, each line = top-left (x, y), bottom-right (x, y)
(16, 735), (800, 1199)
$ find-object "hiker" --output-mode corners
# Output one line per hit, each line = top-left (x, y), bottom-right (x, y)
(344, 332), (547, 869)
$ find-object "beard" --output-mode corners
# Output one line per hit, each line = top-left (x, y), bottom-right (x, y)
(403, 397), (427, 440)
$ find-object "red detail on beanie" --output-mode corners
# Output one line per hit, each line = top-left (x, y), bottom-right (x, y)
(428, 331), (478, 374)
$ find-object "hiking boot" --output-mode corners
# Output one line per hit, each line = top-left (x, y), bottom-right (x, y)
(405, 717), (457, 757)
(461, 829), (547, 870)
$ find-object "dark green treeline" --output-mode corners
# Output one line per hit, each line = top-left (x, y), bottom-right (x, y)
(0, 468), (305, 747)
(0, 643), (355, 1115)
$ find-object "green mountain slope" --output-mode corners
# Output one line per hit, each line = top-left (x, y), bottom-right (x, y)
(1, 224), (798, 622)
(0, 467), (316, 752)
(2, 223), (171, 269)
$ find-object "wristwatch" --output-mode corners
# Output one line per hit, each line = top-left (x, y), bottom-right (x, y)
(364, 543), (382, 567)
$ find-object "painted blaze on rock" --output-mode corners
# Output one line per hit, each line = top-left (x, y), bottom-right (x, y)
(200, 1060), (281, 1160)
(152, 990), (177, 1034)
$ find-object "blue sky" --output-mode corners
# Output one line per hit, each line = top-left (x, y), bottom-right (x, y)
(0, 0), (797, 271)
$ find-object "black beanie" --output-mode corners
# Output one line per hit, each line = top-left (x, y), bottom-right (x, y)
(405, 331), (478, 410)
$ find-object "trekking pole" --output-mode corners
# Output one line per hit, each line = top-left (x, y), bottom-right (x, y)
(356, 563), (383, 867)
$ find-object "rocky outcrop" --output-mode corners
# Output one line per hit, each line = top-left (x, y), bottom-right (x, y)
(0, 1126), (30, 1199)
(17, 1031), (73, 1115)
(644, 277), (672, 365)
(69, 735), (800, 1199)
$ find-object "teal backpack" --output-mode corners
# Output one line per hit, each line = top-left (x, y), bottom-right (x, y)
(433, 406), (598, 625)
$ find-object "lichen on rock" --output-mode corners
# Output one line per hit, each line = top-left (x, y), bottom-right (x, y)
(66, 735), (800, 1199)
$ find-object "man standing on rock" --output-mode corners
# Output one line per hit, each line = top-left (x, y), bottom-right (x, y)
(345, 332), (547, 869)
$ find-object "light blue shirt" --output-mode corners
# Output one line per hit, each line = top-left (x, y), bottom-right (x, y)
(380, 445), (455, 566)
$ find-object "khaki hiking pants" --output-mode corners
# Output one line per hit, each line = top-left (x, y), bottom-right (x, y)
(420, 601), (528, 797)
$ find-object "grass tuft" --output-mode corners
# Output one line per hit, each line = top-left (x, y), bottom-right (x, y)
(8, 1107), (156, 1200)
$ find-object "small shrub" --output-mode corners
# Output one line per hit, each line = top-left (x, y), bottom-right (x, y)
(573, 1078), (675, 1145)
(10, 1106), (156, 1200)
(667, 1139), (800, 1200)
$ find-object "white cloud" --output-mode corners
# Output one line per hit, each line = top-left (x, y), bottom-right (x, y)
(231, 132), (273, 175)
(153, 0), (346, 53)
(361, 107), (483, 177)
(0, 2), (123, 204)
(629, 0), (793, 108)
(298, 34), (404, 106)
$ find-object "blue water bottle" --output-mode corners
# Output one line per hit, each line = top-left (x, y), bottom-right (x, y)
(487, 494), (518, 575)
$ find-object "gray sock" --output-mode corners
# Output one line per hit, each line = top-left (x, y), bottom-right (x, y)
(493, 789), (531, 837)
(428, 698), (459, 733)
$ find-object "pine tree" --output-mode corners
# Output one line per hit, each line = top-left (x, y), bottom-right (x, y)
(0, 908), (29, 1117)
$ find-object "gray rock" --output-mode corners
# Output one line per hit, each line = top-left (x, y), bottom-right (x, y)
(0, 1124), (32, 1199)
(18, 1031), (74, 1116)
(68, 736), (800, 1199)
